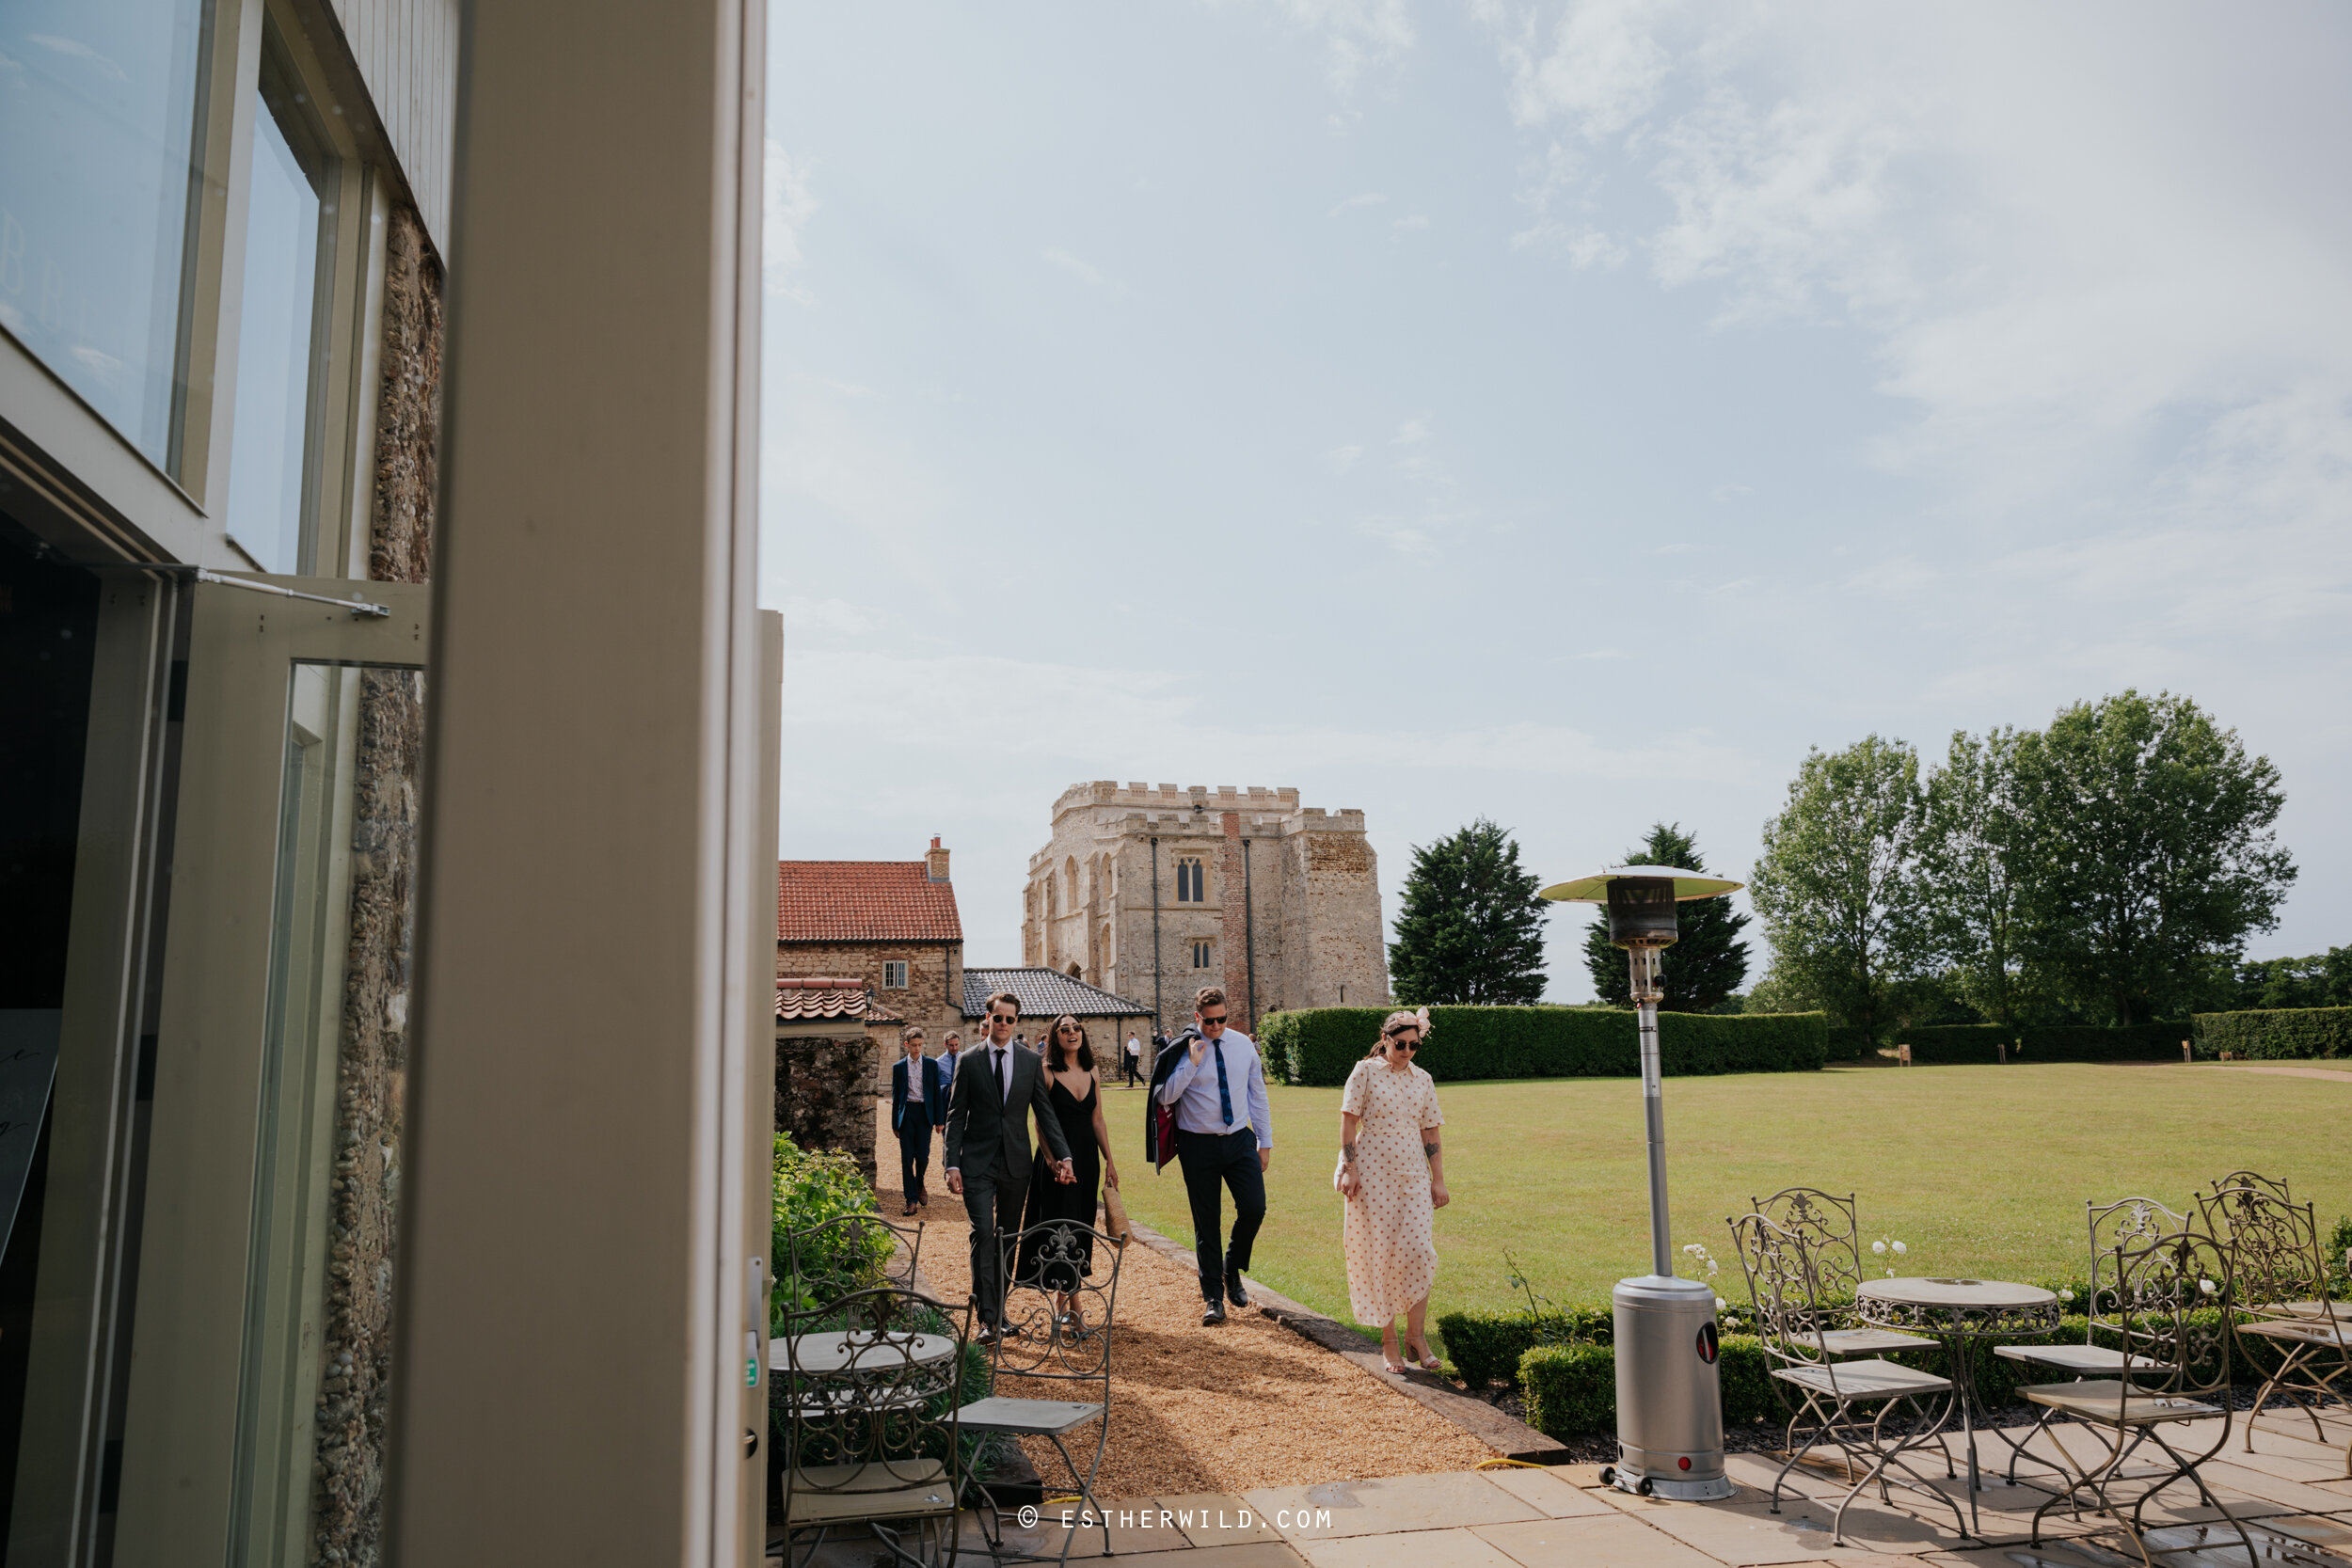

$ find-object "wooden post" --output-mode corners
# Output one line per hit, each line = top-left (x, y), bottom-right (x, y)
(1898, 1042), (1912, 1067)
(1996, 1041), (2008, 1065)
(2182, 1039), (2192, 1063)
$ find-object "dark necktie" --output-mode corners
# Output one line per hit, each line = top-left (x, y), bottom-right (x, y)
(1214, 1037), (1233, 1127)
(994, 1048), (1008, 1101)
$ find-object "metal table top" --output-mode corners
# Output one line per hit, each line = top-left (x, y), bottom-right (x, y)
(772, 1330), (957, 1376)
(1856, 1276), (2060, 1337)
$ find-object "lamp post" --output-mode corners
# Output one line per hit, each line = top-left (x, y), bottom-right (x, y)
(1540, 864), (1742, 1501)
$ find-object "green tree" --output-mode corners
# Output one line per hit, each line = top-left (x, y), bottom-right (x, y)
(1581, 823), (1751, 1011)
(1916, 727), (2039, 1028)
(2016, 690), (2295, 1024)
(1389, 818), (1549, 1006)
(1748, 736), (1930, 1046)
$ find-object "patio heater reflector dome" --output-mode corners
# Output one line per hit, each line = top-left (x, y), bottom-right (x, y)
(1541, 863), (1742, 1502)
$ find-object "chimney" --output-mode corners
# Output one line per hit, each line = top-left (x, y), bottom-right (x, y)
(926, 836), (950, 882)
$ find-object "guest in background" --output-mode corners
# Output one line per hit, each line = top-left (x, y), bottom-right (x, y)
(1335, 1007), (1448, 1374)
(1017, 1015), (1120, 1324)
(944, 993), (1075, 1338)
(1156, 986), (1272, 1326)
(937, 1030), (963, 1094)
(890, 1028), (945, 1215)
(1123, 1031), (1143, 1087)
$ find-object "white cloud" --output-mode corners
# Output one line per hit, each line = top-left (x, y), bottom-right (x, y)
(1328, 191), (1389, 216)
(762, 140), (818, 304)
(1392, 417), (1430, 446)
(1251, 0), (1416, 94)
(1325, 443), (1366, 474)
(1041, 246), (1116, 291)
(1392, 213), (1430, 232)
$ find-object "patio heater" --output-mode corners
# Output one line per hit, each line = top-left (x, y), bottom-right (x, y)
(1539, 865), (1742, 1501)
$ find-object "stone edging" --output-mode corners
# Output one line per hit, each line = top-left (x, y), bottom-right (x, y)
(1120, 1217), (1570, 1464)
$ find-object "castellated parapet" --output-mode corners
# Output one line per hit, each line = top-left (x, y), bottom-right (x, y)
(1022, 782), (1391, 1034)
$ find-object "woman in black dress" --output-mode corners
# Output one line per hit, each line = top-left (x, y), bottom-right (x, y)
(1018, 1015), (1120, 1316)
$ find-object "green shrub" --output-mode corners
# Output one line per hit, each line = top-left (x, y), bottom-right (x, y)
(1717, 1335), (1773, 1426)
(1262, 1006), (1830, 1087)
(1436, 1306), (1613, 1388)
(771, 1132), (893, 1331)
(1899, 1023), (2187, 1065)
(1824, 1024), (1875, 1062)
(1521, 1342), (1615, 1438)
(2194, 1006), (2352, 1062)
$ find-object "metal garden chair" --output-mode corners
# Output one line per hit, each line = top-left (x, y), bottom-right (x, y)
(770, 1284), (973, 1568)
(955, 1218), (1127, 1566)
(1992, 1196), (2183, 1483)
(779, 1211), (925, 1307)
(1747, 1188), (1939, 1359)
(2197, 1173), (2352, 1477)
(2017, 1218), (2254, 1568)
(1728, 1210), (1964, 1545)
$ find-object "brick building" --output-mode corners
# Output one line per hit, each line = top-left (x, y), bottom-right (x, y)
(1024, 783), (1391, 1034)
(776, 838), (964, 1082)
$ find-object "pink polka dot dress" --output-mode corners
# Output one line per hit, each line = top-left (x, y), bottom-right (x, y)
(1339, 1057), (1444, 1325)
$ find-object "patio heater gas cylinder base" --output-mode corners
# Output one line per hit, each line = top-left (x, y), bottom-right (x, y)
(1610, 1275), (1733, 1502)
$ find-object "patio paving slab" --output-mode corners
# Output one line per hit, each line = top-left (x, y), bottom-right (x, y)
(1115, 1546), (1311, 1568)
(1467, 1512), (1728, 1568)
(1479, 1464), (1622, 1517)
(2193, 1458), (2352, 1513)
(1298, 1526), (1526, 1568)
(1243, 1470), (1540, 1541)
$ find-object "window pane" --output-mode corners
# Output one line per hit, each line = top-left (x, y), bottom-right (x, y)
(225, 75), (326, 574)
(0, 0), (210, 465)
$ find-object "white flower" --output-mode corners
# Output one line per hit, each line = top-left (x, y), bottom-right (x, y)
(1892, 1241), (1908, 1257)
(1715, 1297), (1728, 1311)
(2199, 1278), (2217, 1295)
(1885, 1268), (1896, 1276)
(2059, 1289), (2076, 1304)
(1871, 1241), (1887, 1256)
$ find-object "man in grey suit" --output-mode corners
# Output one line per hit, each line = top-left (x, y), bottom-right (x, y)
(944, 990), (1074, 1338)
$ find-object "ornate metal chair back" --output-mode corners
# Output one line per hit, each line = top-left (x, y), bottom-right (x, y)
(780, 1212), (924, 1317)
(989, 1218), (1128, 1396)
(2081, 1196), (2187, 1326)
(2103, 1223), (2233, 1407)
(2196, 1181), (2328, 1323)
(1748, 1188), (1865, 1304)
(1728, 1211), (1839, 1374)
(774, 1285), (973, 1500)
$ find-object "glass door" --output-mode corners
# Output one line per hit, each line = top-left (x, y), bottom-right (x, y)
(111, 574), (427, 1566)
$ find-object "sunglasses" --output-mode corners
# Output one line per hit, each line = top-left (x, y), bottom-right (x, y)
(1200, 1014), (1228, 1026)
(1387, 1035), (1420, 1050)
(990, 1013), (1017, 1024)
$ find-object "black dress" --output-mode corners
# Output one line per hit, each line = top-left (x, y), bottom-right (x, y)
(1017, 1074), (1102, 1290)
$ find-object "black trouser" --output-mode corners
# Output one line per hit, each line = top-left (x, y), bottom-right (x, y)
(1175, 1127), (1266, 1305)
(897, 1118), (932, 1200)
(1123, 1053), (1141, 1086)
(960, 1166), (1028, 1326)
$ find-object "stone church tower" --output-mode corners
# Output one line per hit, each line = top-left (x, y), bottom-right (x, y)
(1024, 782), (1391, 1034)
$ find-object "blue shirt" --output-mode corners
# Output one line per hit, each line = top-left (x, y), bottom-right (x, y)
(937, 1048), (959, 1090)
(1157, 1027), (1273, 1149)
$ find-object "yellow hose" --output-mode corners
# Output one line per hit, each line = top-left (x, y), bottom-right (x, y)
(1475, 1458), (1549, 1470)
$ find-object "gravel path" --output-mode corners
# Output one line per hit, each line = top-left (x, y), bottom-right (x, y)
(871, 1099), (1495, 1498)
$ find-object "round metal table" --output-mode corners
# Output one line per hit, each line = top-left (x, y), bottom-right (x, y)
(771, 1330), (956, 1376)
(1855, 1276), (2060, 1530)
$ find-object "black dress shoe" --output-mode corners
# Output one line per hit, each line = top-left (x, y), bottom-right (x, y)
(1201, 1302), (1226, 1326)
(1225, 1270), (1249, 1307)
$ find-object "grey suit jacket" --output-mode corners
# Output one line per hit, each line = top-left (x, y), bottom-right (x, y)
(943, 1041), (1073, 1181)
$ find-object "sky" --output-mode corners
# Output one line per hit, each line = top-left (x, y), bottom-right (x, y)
(759, 1), (2352, 1002)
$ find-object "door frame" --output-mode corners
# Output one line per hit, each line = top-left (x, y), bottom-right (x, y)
(112, 574), (427, 1564)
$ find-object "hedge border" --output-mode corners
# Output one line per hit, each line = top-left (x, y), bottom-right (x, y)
(1898, 1022), (2188, 1065)
(1262, 1006), (1829, 1088)
(2193, 1006), (2352, 1062)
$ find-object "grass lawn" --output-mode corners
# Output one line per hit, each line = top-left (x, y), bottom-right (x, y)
(1096, 1063), (2352, 1345)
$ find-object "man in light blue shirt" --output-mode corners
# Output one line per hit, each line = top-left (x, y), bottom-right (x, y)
(1155, 985), (1272, 1325)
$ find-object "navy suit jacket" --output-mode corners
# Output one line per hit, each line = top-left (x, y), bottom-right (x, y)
(892, 1054), (945, 1133)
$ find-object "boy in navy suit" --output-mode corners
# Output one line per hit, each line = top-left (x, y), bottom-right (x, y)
(890, 1027), (946, 1214)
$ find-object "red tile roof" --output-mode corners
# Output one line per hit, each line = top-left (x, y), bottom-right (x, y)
(775, 977), (871, 1022)
(776, 861), (963, 944)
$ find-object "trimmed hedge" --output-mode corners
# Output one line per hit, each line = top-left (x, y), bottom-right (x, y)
(1825, 1024), (1875, 1063)
(1899, 1022), (2188, 1065)
(2194, 1006), (2352, 1061)
(1437, 1306), (1613, 1390)
(1263, 1006), (1830, 1088)
(1513, 1312), (2304, 1440)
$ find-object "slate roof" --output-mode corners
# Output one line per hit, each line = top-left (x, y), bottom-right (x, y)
(776, 861), (963, 944)
(961, 968), (1152, 1022)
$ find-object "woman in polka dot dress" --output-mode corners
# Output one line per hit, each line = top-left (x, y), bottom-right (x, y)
(1335, 1007), (1449, 1373)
